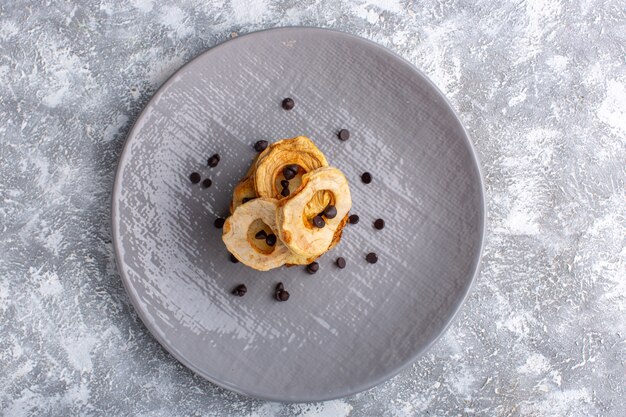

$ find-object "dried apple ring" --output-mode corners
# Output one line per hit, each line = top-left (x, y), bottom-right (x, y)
(230, 176), (257, 213)
(230, 155), (260, 213)
(223, 198), (292, 271)
(254, 136), (328, 199)
(277, 167), (351, 257)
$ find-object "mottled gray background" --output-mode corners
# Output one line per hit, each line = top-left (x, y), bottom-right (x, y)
(1, 0), (624, 416)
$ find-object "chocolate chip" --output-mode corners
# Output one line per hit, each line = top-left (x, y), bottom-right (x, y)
(276, 282), (284, 292)
(374, 218), (385, 230)
(266, 233), (277, 246)
(361, 172), (372, 184)
(283, 166), (297, 180)
(207, 153), (220, 167)
(312, 215), (325, 228)
(366, 252), (378, 264)
(214, 218), (226, 229)
(281, 187), (290, 197)
(338, 129), (350, 141)
(255, 230), (267, 240)
(282, 97), (295, 110)
(276, 290), (290, 301)
(336, 257), (346, 269)
(229, 253), (239, 263)
(348, 214), (360, 224)
(189, 172), (201, 184)
(233, 284), (247, 296)
(306, 262), (319, 274)
(323, 205), (337, 219)
(202, 178), (212, 188)
(280, 180), (289, 188)
(242, 197), (254, 203)
(254, 140), (268, 152)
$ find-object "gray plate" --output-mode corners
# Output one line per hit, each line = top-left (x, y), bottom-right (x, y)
(112, 27), (485, 402)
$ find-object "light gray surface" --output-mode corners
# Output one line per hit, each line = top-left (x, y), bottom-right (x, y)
(112, 27), (484, 402)
(1, 0), (624, 415)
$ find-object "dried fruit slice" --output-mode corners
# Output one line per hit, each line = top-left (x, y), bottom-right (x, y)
(328, 213), (349, 250)
(223, 198), (292, 271)
(230, 177), (256, 213)
(283, 214), (348, 266)
(230, 155), (260, 213)
(277, 167), (352, 257)
(285, 252), (319, 266)
(254, 136), (328, 197)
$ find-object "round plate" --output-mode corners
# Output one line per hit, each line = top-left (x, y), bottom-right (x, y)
(112, 27), (485, 402)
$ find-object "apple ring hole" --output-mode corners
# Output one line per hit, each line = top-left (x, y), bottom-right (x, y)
(274, 165), (306, 197)
(247, 219), (276, 255)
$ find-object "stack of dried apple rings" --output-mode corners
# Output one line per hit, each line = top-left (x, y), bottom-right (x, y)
(223, 137), (351, 271)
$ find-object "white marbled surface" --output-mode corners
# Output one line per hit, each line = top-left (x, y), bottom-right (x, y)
(1, 0), (625, 415)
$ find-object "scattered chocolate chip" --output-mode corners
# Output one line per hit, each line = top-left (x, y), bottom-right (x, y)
(255, 230), (267, 240)
(214, 218), (226, 229)
(366, 252), (378, 264)
(283, 166), (297, 180)
(189, 172), (201, 184)
(202, 178), (212, 188)
(281, 179), (290, 188)
(281, 187), (290, 197)
(276, 290), (290, 301)
(306, 262), (319, 274)
(242, 197), (254, 203)
(338, 129), (350, 141)
(229, 253), (239, 263)
(361, 172), (372, 184)
(266, 233), (277, 246)
(254, 140), (269, 152)
(207, 153), (220, 167)
(348, 214), (360, 224)
(233, 284), (247, 296)
(276, 282), (284, 292)
(282, 97), (295, 110)
(336, 257), (346, 269)
(312, 215), (325, 228)
(374, 218), (385, 230)
(323, 205), (337, 219)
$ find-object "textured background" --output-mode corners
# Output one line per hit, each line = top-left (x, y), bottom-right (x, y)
(1, 0), (624, 416)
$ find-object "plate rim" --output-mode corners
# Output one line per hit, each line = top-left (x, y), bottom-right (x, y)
(111, 26), (486, 403)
